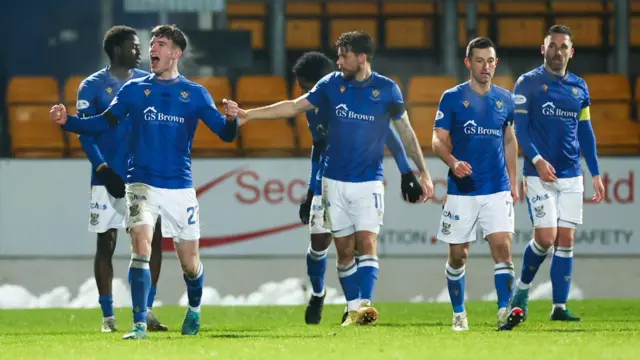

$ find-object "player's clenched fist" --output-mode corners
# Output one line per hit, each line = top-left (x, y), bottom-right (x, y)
(451, 160), (473, 178)
(50, 104), (68, 125)
(222, 98), (239, 119)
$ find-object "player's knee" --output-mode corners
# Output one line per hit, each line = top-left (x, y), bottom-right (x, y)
(487, 233), (513, 263)
(310, 233), (332, 252)
(96, 229), (117, 257)
(556, 228), (575, 248)
(534, 228), (556, 249)
(448, 245), (469, 268)
(355, 230), (378, 255)
(181, 261), (200, 277)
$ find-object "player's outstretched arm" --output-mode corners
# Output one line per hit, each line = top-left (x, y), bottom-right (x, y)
(503, 124), (519, 201)
(50, 104), (120, 135)
(243, 95), (315, 121)
(198, 88), (239, 142)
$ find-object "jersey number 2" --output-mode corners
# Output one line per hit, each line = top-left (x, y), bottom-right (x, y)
(187, 206), (197, 225)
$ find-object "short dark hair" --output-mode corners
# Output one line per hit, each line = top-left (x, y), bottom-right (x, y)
(546, 24), (573, 43)
(335, 31), (375, 62)
(103, 26), (138, 60)
(292, 51), (335, 83)
(466, 37), (495, 58)
(151, 24), (188, 51)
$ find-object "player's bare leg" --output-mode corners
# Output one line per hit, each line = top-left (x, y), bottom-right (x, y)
(511, 226), (555, 320)
(146, 218), (168, 331)
(487, 232), (521, 330)
(96, 229), (118, 332)
(176, 240), (204, 335)
(549, 225), (581, 321)
(122, 224), (153, 340)
(334, 233), (361, 327)
(446, 243), (470, 331)
(305, 233), (333, 324)
(354, 230), (379, 325)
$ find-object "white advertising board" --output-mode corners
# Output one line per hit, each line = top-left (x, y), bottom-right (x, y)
(0, 157), (636, 257)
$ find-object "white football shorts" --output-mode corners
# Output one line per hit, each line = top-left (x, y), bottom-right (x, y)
(525, 176), (584, 229)
(309, 195), (331, 235)
(126, 183), (200, 242)
(88, 185), (127, 233)
(437, 191), (514, 244)
(322, 177), (385, 237)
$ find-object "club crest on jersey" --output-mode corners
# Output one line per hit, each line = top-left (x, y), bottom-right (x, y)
(89, 213), (99, 226)
(340, 86), (346, 93)
(495, 100), (504, 111)
(542, 84), (548, 92)
(370, 89), (380, 101)
(462, 101), (469, 108)
(179, 91), (190, 102)
(106, 87), (113, 95)
(571, 87), (579, 98)
(314, 107), (319, 114)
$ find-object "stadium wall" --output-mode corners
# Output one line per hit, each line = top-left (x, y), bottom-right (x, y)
(0, 158), (638, 306)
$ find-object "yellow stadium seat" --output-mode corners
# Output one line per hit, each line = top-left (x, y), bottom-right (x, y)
(191, 76), (231, 100)
(286, 2), (322, 15)
(292, 81), (304, 99)
(592, 118), (640, 150)
(409, 106), (438, 150)
(7, 76), (59, 103)
(241, 118), (296, 155)
(386, 19), (432, 48)
(63, 76), (85, 104)
(551, 1), (603, 13)
(382, 2), (434, 15)
(237, 75), (288, 104)
(9, 106), (65, 157)
(326, 2), (378, 15)
(494, 2), (547, 14)
(583, 74), (631, 101)
(493, 76), (515, 91)
(192, 119), (240, 156)
(295, 114), (314, 152)
(458, 18), (490, 47)
(329, 19), (378, 47)
(226, 3), (265, 16)
(498, 18), (546, 47)
(554, 17), (602, 47)
(229, 19), (264, 49)
(635, 76), (640, 101)
(589, 103), (631, 122)
(287, 19), (321, 49)
(609, 17), (640, 46)
(62, 104), (85, 157)
(408, 76), (457, 104)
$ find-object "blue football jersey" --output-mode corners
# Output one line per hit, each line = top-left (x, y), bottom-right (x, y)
(76, 67), (149, 186)
(305, 72), (405, 183)
(434, 82), (514, 196)
(513, 65), (591, 178)
(64, 74), (238, 189)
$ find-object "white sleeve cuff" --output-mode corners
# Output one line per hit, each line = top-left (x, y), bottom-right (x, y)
(532, 155), (543, 164)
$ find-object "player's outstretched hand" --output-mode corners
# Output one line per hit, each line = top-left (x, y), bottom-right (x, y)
(222, 98), (239, 119)
(451, 161), (472, 178)
(50, 104), (68, 125)
(298, 189), (314, 224)
(592, 175), (605, 203)
(401, 171), (423, 203)
(418, 172), (434, 202)
(96, 165), (126, 199)
(535, 158), (557, 182)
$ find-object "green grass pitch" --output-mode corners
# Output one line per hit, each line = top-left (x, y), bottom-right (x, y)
(1, 300), (638, 359)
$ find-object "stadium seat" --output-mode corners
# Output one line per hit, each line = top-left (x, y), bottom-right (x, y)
(286, 2), (322, 15)
(592, 118), (640, 152)
(382, 2), (434, 15)
(237, 75), (288, 104)
(229, 19), (264, 49)
(226, 3), (265, 16)
(192, 76), (231, 100)
(498, 18), (546, 47)
(240, 118), (296, 156)
(589, 103), (631, 122)
(493, 75), (515, 91)
(457, 2), (491, 14)
(386, 18), (432, 48)
(494, 2), (547, 14)
(62, 104), (85, 158)
(192, 119), (241, 156)
(608, 17), (640, 46)
(63, 76), (85, 104)
(583, 74), (631, 101)
(294, 113), (314, 153)
(7, 76), (59, 103)
(9, 106), (65, 158)
(407, 76), (457, 104)
(458, 18), (490, 47)
(409, 106), (438, 150)
(326, 2), (378, 15)
(551, 1), (603, 13)
(287, 19), (321, 49)
(329, 19), (378, 47)
(554, 17), (602, 47)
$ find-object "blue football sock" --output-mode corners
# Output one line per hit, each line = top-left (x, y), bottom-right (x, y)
(183, 262), (204, 312)
(518, 239), (550, 289)
(357, 254), (379, 302)
(337, 259), (360, 311)
(306, 246), (328, 296)
(550, 246), (573, 307)
(98, 294), (114, 318)
(128, 253), (151, 324)
(147, 285), (157, 309)
(494, 262), (515, 309)
(445, 262), (466, 314)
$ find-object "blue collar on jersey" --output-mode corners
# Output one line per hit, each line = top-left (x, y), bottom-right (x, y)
(539, 64), (568, 82)
(344, 72), (375, 88)
(149, 73), (183, 85)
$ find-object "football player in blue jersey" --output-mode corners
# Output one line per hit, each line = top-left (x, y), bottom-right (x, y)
(239, 31), (434, 327)
(76, 25), (166, 333)
(51, 24), (241, 339)
(509, 25), (604, 322)
(292, 51), (424, 325)
(432, 37), (523, 331)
